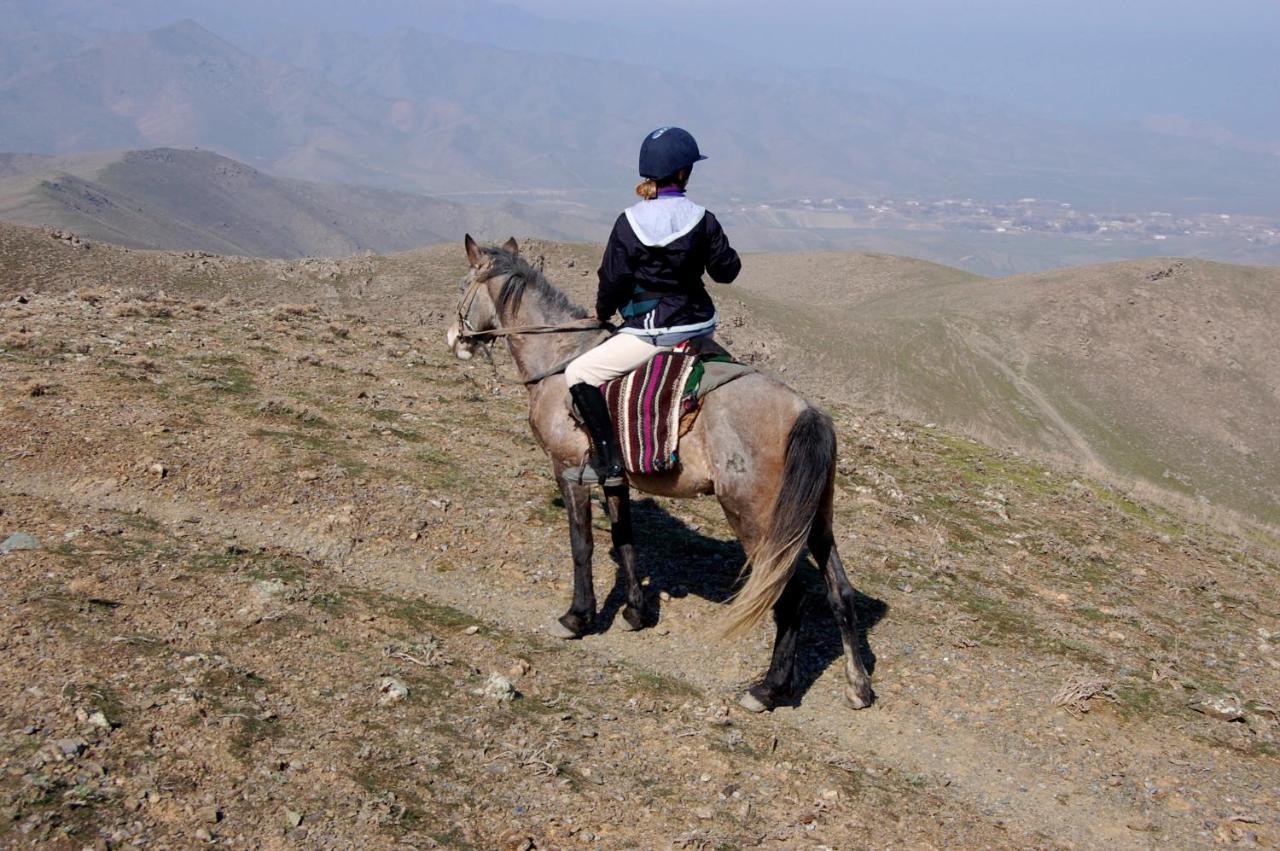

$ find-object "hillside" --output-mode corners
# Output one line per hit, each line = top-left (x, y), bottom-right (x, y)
(0, 148), (605, 257)
(1, 216), (1275, 524)
(732, 252), (1280, 527)
(1, 225), (1278, 847)
(1, 218), (1275, 525)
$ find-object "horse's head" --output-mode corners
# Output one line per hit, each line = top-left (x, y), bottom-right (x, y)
(446, 234), (519, 360)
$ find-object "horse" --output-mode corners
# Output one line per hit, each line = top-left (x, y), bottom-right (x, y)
(445, 235), (873, 712)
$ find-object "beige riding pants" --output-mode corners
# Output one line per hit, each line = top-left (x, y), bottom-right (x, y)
(565, 333), (671, 387)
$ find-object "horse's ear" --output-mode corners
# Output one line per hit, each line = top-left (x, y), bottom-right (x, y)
(464, 233), (482, 268)
(503, 237), (519, 256)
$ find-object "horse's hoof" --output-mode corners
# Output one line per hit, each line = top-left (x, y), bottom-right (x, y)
(844, 685), (873, 710)
(738, 692), (770, 714)
(619, 605), (646, 631)
(549, 620), (580, 640)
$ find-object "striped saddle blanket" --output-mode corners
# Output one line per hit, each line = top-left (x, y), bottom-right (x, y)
(601, 351), (698, 474)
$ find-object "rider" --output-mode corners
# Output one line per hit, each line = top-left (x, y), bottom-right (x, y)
(563, 126), (742, 485)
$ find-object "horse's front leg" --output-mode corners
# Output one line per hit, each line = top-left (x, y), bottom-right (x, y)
(603, 484), (648, 630)
(552, 475), (597, 638)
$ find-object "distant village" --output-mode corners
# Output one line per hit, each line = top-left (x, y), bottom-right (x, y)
(728, 196), (1280, 248)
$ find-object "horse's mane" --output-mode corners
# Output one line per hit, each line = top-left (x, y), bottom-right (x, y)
(480, 248), (588, 320)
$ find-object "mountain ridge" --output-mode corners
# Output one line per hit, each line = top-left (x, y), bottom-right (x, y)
(0, 148), (607, 257)
(4, 19), (1280, 216)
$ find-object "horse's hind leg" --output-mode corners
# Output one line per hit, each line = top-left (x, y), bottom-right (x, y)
(811, 530), (874, 709)
(553, 476), (596, 638)
(740, 572), (806, 713)
(603, 484), (648, 631)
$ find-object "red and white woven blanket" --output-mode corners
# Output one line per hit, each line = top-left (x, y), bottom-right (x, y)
(600, 351), (698, 474)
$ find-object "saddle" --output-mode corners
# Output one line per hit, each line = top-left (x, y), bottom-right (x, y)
(599, 339), (753, 475)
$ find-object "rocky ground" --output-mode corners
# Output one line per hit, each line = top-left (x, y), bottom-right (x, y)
(2, 227), (1279, 848)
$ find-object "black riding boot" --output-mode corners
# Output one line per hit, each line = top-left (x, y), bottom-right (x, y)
(566, 383), (626, 486)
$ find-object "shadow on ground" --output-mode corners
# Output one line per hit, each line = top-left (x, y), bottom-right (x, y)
(594, 496), (887, 704)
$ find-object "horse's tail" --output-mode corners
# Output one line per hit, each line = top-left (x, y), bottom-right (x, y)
(721, 406), (835, 638)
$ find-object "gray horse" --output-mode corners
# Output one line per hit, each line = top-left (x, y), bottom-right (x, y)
(446, 236), (873, 712)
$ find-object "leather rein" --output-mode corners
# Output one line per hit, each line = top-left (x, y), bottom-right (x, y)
(454, 272), (611, 385)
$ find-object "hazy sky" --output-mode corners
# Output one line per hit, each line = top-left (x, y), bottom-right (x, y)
(502, 0), (1280, 137)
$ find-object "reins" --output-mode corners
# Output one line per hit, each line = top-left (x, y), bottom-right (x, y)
(455, 272), (611, 385)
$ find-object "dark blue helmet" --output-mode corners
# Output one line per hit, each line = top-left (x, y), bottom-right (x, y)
(638, 126), (707, 180)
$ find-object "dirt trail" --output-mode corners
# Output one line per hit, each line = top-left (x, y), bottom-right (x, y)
(3, 270), (1279, 848)
(7, 471), (1140, 848)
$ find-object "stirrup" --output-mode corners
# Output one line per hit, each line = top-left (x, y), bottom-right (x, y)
(561, 463), (626, 488)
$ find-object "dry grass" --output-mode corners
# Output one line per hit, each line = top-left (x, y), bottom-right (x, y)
(1052, 676), (1117, 717)
(22, 379), (52, 397)
(272, 303), (320, 320)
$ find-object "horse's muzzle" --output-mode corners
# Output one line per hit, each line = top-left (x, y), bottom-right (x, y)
(445, 323), (475, 360)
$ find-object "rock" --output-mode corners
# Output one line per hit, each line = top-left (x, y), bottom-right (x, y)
(378, 677), (410, 706)
(285, 809), (304, 829)
(194, 827), (213, 842)
(149, 462), (168, 478)
(462, 625), (480, 635)
(253, 579), (287, 603)
(86, 711), (113, 730)
(55, 738), (86, 758)
(296, 469), (320, 482)
(197, 805), (222, 824)
(1, 532), (40, 554)
(1189, 696), (1245, 722)
(695, 806), (714, 820)
(481, 673), (517, 702)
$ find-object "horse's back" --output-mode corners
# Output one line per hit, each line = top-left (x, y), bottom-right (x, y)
(630, 371), (810, 505)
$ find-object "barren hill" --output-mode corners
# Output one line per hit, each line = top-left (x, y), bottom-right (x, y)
(1, 223), (1278, 847)
(733, 252), (1280, 526)
(1, 218), (1275, 524)
(0, 148), (604, 257)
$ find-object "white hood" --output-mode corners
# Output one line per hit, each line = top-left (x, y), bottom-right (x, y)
(623, 196), (706, 247)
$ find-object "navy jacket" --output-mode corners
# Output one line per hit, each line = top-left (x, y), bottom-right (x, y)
(595, 195), (741, 334)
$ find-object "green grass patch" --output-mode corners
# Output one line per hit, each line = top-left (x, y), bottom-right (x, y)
(372, 593), (483, 634)
(247, 557), (307, 584)
(628, 668), (701, 700)
(189, 549), (245, 574)
(1111, 683), (1163, 718)
(189, 354), (256, 395)
(310, 591), (348, 613)
(411, 447), (463, 489)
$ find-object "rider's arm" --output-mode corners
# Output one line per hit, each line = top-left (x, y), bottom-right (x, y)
(703, 211), (741, 284)
(595, 215), (633, 321)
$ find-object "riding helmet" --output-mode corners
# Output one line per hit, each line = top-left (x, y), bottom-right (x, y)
(638, 126), (708, 180)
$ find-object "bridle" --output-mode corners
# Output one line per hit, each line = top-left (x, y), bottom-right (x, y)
(454, 273), (607, 341)
(453, 271), (611, 385)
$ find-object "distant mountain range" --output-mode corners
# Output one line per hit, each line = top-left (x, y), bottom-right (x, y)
(3, 18), (1279, 217)
(0, 148), (605, 257)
